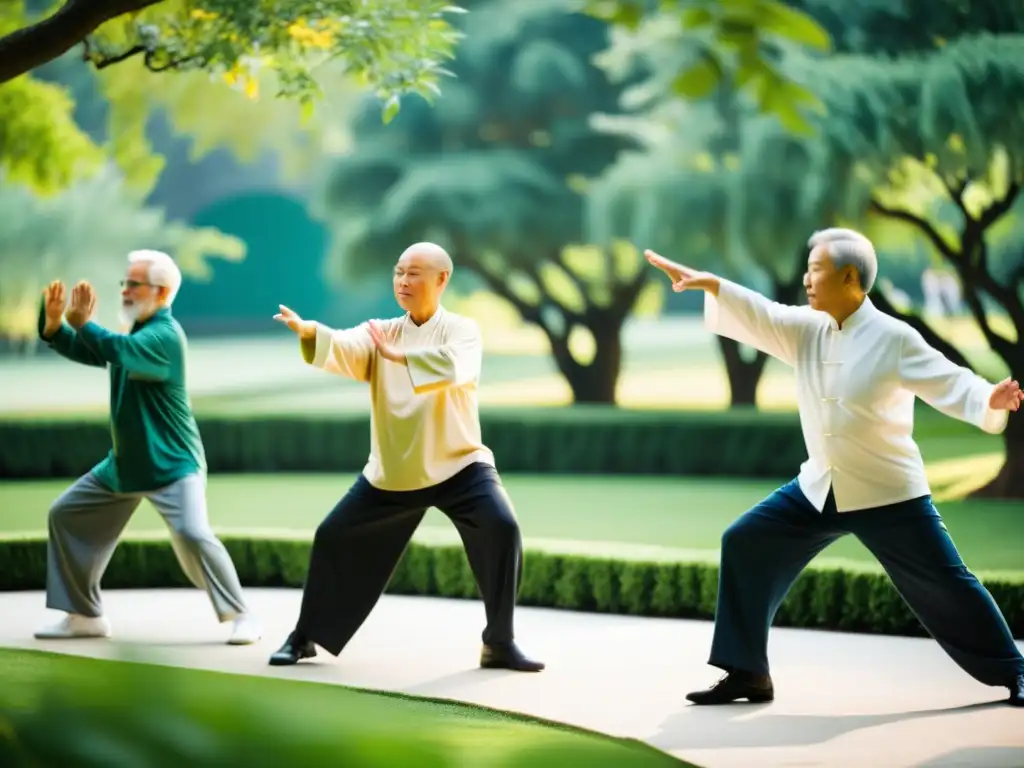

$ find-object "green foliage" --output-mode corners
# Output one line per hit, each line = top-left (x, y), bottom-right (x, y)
(0, 650), (683, 768)
(0, 167), (245, 340)
(94, 56), (364, 191)
(1, 535), (1021, 637)
(584, 0), (832, 135)
(0, 2), (106, 194)
(0, 408), (811, 478)
(313, 0), (649, 402)
(86, 0), (465, 123)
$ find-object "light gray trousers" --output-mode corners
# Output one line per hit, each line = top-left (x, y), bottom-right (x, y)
(46, 471), (248, 622)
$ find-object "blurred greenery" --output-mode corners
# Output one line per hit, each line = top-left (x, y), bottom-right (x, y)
(2, 0), (464, 121)
(583, 0), (832, 135)
(2, 460), (1020, 572)
(0, 648), (687, 768)
(0, 168), (245, 341)
(314, 0), (657, 404)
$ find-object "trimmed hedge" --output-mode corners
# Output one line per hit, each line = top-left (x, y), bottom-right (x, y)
(0, 407), (806, 479)
(2, 536), (1021, 639)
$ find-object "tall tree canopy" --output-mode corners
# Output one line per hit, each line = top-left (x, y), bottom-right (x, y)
(314, 0), (652, 404)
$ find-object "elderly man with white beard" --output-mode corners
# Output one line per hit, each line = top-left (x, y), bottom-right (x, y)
(32, 249), (261, 646)
(645, 228), (1024, 708)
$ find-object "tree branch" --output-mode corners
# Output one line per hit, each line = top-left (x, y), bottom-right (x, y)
(0, 0), (162, 85)
(869, 288), (971, 369)
(82, 38), (145, 69)
(868, 199), (960, 263)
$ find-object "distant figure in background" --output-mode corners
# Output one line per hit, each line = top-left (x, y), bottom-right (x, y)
(34, 250), (260, 645)
(922, 267), (963, 318)
(269, 241), (543, 672)
(645, 227), (1024, 707)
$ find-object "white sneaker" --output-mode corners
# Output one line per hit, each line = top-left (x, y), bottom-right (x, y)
(34, 613), (112, 640)
(227, 614), (262, 645)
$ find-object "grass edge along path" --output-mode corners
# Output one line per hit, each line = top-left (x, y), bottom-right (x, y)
(0, 647), (693, 768)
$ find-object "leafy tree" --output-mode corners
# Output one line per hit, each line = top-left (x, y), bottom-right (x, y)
(583, 0), (832, 134)
(0, 2), (106, 194)
(824, 34), (1024, 498)
(314, 0), (655, 404)
(0, 166), (245, 345)
(588, 1), (1024, 410)
(0, 0), (462, 125)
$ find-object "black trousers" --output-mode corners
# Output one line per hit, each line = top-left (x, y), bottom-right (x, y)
(709, 478), (1024, 686)
(295, 462), (523, 655)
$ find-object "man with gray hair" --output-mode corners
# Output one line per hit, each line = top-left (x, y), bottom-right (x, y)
(646, 227), (1024, 707)
(33, 250), (261, 645)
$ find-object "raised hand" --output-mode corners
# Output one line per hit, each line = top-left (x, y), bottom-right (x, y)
(273, 304), (316, 340)
(65, 281), (96, 330)
(366, 320), (405, 364)
(989, 378), (1023, 412)
(644, 249), (720, 294)
(42, 281), (67, 333)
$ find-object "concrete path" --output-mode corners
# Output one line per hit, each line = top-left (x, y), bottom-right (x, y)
(1, 588), (1022, 768)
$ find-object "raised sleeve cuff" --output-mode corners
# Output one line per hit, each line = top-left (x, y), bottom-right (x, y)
(310, 322), (334, 368)
(973, 383), (1010, 434)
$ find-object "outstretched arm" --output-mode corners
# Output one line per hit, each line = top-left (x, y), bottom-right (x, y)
(704, 279), (812, 368)
(898, 328), (1013, 434)
(301, 322), (375, 382)
(75, 321), (177, 381)
(274, 304), (375, 382)
(645, 249), (811, 367)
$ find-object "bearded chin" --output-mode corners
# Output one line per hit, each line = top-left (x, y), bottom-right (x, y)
(119, 303), (141, 329)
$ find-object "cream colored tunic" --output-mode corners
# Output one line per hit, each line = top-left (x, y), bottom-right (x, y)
(301, 306), (494, 491)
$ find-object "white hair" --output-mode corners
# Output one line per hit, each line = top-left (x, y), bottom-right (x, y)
(128, 249), (182, 305)
(807, 228), (878, 293)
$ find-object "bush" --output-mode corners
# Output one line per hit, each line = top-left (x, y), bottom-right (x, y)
(0, 408), (806, 479)
(2, 535), (1020, 639)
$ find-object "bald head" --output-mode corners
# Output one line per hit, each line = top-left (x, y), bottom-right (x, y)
(399, 242), (453, 275)
(393, 242), (453, 321)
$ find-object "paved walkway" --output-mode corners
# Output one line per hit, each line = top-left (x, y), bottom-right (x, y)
(2, 588), (1022, 768)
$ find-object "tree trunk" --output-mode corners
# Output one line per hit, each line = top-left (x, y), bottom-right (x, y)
(717, 337), (768, 407)
(715, 274), (800, 408)
(970, 410), (1024, 499)
(0, 0), (160, 86)
(546, 320), (623, 404)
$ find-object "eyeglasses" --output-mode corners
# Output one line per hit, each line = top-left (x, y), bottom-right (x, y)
(120, 280), (154, 289)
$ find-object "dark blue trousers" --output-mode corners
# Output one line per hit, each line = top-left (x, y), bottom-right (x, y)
(295, 462), (523, 656)
(709, 479), (1024, 687)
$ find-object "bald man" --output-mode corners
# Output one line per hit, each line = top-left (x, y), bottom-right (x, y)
(268, 243), (543, 672)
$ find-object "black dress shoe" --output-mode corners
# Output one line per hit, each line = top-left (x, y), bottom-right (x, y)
(268, 631), (317, 666)
(1009, 673), (1024, 707)
(686, 670), (774, 705)
(480, 642), (545, 672)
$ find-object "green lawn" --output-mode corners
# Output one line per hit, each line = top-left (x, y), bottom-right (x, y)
(3, 474), (1022, 577)
(0, 648), (687, 768)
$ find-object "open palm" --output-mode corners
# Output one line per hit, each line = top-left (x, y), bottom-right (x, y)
(989, 378), (1023, 412)
(273, 305), (315, 339)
